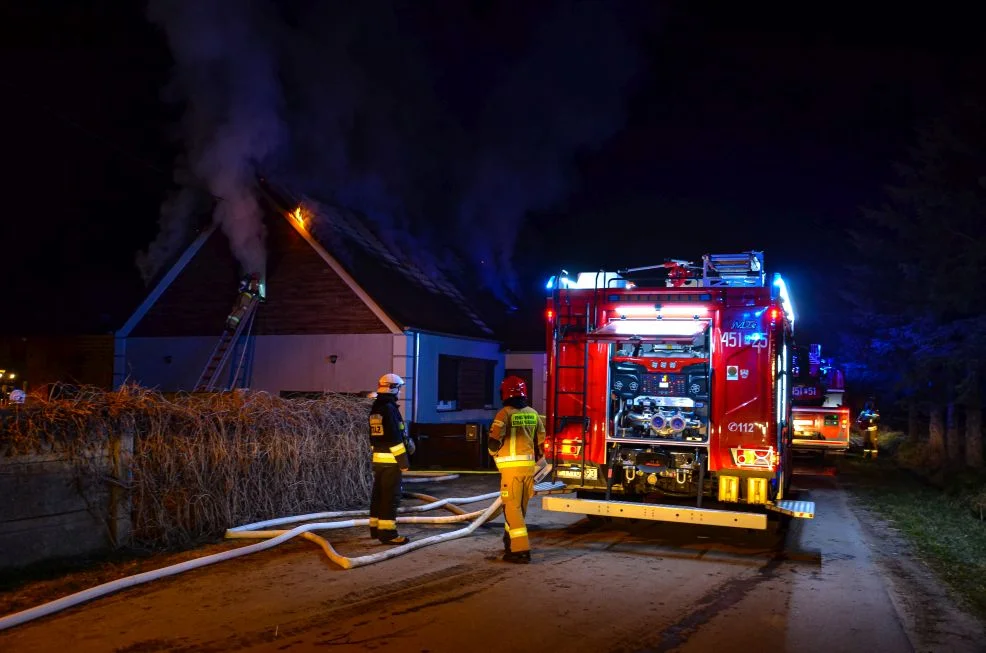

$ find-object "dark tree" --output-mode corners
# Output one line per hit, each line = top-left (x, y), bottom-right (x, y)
(845, 98), (986, 467)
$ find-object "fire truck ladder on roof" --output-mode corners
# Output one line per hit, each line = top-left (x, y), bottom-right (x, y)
(195, 298), (260, 392)
(701, 251), (766, 287)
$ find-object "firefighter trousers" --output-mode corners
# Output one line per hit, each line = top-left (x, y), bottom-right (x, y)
(863, 428), (879, 459)
(499, 466), (535, 553)
(370, 463), (403, 541)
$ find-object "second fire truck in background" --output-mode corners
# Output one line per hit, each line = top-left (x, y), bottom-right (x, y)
(790, 344), (851, 454)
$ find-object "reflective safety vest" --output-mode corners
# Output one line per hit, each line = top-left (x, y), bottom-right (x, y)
(489, 406), (545, 470)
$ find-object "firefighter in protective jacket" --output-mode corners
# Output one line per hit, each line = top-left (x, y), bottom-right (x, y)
(858, 398), (880, 459)
(369, 373), (413, 544)
(488, 376), (545, 563)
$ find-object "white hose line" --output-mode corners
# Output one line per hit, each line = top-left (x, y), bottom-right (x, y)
(0, 490), (504, 633)
(0, 481), (566, 633)
(225, 504), (496, 567)
(402, 474), (461, 483)
(226, 492), (500, 532)
(343, 498), (503, 569)
(224, 499), (503, 570)
(0, 521), (331, 633)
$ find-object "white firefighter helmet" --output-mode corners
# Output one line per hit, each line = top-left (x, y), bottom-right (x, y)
(377, 373), (405, 395)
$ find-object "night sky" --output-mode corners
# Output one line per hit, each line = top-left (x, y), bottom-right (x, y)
(3, 1), (983, 349)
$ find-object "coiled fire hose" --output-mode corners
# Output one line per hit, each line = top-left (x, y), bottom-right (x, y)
(0, 474), (565, 633)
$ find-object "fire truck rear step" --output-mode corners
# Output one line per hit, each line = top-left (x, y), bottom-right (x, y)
(533, 481), (569, 495)
(765, 500), (815, 519)
(541, 496), (768, 529)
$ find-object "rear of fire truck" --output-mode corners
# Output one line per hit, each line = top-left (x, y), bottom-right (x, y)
(790, 344), (851, 454)
(541, 252), (814, 530)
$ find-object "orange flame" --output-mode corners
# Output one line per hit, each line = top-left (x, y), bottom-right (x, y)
(292, 206), (306, 228)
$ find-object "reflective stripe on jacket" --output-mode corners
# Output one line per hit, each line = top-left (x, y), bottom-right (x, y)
(489, 406), (545, 470)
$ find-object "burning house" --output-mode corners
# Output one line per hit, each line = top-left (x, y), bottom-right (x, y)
(115, 181), (544, 465)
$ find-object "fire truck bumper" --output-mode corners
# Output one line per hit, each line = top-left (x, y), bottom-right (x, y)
(543, 496), (768, 529)
(541, 496), (815, 529)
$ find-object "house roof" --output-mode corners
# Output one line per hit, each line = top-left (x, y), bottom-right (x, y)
(120, 180), (515, 342)
(258, 181), (504, 341)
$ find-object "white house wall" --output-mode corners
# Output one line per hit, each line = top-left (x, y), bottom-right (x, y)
(250, 334), (393, 393)
(122, 334), (393, 394)
(505, 351), (547, 415)
(123, 332), (508, 427)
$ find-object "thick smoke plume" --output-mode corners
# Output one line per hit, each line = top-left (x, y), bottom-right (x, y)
(136, 177), (207, 284)
(145, 0), (285, 279)
(141, 0), (642, 299)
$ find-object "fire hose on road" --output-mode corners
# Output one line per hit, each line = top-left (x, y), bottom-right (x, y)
(0, 474), (565, 633)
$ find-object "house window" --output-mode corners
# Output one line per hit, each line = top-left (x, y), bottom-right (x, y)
(437, 355), (496, 410)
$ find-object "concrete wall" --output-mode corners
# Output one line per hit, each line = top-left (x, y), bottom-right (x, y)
(0, 434), (132, 570)
(505, 351), (548, 415)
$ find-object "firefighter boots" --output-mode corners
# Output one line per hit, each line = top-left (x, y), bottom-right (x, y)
(502, 551), (531, 564)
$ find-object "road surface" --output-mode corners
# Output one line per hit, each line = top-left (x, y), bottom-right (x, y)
(1, 469), (983, 652)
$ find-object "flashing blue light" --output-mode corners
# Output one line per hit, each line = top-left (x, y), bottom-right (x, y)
(772, 273), (796, 325)
(546, 272), (573, 290)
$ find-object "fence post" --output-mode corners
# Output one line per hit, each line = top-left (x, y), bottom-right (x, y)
(108, 426), (134, 547)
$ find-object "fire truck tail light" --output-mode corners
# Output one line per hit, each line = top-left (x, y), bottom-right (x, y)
(546, 309), (554, 321)
(770, 308), (779, 320)
(560, 439), (583, 456)
(730, 446), (777, 470)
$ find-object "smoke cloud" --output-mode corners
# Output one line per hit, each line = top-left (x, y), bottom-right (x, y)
(141, 0), (643, 299)
(135, 175), (209, 284)
(145, 0), (285, 279)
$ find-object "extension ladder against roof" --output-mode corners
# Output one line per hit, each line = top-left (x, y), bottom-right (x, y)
(194, 297), (260, 392)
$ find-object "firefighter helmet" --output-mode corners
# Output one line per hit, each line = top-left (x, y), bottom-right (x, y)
(377, 373), (405, 395)
(500, 376), (528, 402)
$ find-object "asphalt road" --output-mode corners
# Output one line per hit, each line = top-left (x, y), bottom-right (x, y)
(1, 467), (983, 652)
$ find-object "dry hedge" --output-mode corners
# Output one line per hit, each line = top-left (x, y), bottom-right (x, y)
(0, 385), (373, 548)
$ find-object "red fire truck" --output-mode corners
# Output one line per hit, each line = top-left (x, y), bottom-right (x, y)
(790, 344), (851, 454)
(540, 252), (814, 530)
